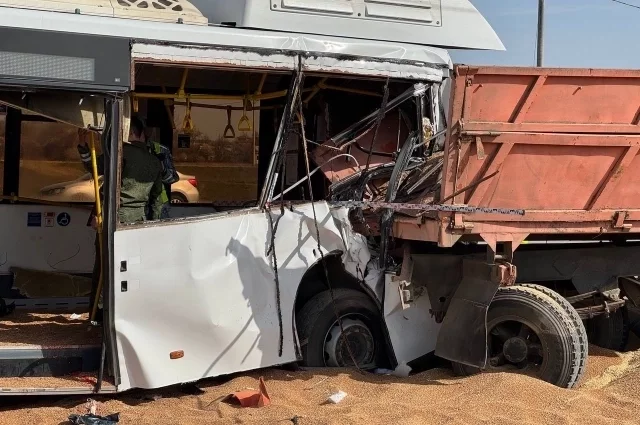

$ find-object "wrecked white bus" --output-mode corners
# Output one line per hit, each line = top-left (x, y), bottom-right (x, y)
(0, 0), (638, 395)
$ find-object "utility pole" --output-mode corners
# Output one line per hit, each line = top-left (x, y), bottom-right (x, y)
(537, 0), (545, 67)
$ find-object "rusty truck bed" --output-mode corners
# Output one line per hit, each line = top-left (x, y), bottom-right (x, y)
(395, 65), (640, 248)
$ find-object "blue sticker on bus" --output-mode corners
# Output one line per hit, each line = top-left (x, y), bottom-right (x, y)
(27, 212), (42, 227)
(57, 212), (71, 227)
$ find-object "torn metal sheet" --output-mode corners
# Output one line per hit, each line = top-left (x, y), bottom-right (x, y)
(302, 55), (447, 81)
(383, 273), (441, 365)
(330, 207), (382, 298)
(132, 44), (296, 71)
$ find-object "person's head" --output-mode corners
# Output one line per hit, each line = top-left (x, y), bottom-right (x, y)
(129, 115), (146, 142)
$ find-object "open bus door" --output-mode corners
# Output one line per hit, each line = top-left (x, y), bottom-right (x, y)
(0, 91), (121, 394)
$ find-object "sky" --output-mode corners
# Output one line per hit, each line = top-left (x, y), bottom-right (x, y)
(450, 0), (640, 68)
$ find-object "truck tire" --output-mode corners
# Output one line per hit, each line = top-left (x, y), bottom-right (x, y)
(296, 289), (385, 369)
(520, 283), (588, 379)
(452, 285), (588, 388)
(586, 307), (630, 352)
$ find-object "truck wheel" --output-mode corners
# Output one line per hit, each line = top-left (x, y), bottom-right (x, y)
(297, 289), (385, 369)
(521, 283), (589, 378)
(587, 307), (630, 352)
(452, 285), (588, 388)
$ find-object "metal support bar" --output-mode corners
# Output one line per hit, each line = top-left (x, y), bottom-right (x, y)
(89, 131), (103, 324)
(415, 94), (425, 148)
(587, 145), (640, 210)
(177, 69), (189, 97)
(466, 143), (514, 205)
(329, 83), (427, 147)
(2, 107), (21, 198)
(511, 75), (547, 123)
(133, 90), (289, 102)
(256, 73), (267, 95)
(259, 65), (304, 207)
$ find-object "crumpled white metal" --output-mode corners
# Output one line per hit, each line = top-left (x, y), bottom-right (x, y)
(113, 203), (374, 390)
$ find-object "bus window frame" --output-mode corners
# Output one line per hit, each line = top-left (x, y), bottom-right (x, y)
(114, 66), (304, 230)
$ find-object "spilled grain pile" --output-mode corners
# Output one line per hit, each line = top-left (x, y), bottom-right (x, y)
(2, 346), (640, 425)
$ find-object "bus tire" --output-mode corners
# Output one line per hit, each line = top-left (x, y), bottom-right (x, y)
(451, 285), (588, 388)
(587, 307), (630, 352)
(296, 288), (385, 369)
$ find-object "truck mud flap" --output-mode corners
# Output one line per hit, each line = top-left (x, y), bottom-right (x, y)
(434, 259), (511, 368)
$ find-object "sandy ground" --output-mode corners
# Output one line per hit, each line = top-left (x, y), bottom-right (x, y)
(0, 312), (101, 347)
(1, 345), (640, 425)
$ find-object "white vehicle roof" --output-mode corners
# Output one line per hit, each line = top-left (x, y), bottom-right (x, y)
(0, 5), (452, 68)
(0, 0), (502, 67)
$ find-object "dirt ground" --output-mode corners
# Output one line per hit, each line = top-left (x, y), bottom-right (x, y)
(1, 345), (640, 425)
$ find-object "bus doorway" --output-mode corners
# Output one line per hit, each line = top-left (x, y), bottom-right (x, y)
(0, 93), (118, 395)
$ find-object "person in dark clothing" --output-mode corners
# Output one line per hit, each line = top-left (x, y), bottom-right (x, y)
(146, 138), (179, 219)
(78, 116), (164, 323)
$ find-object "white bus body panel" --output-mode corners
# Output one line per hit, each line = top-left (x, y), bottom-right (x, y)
(114, 203), (350, 390)
(0, 204), (94, 275)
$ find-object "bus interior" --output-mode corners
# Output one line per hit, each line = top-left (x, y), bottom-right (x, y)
(0, 61), (440, 393)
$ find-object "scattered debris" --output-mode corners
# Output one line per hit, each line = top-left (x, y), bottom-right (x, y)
(393, 362), (412, 378)
(224, 376), (271, 407)
(327, 390), (347, 404)
(373, 362), (411, 377)
(85, 398), (98, 415)
(68, 413), (120, 425)
(70, 313), (83, 320)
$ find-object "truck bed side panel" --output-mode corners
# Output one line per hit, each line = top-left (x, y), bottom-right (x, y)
(402, 66), (640, 246)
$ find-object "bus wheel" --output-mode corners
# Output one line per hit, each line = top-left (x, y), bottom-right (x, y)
(587, 307), (630, 351)
(297, 289), (384, 369)
(452, 285), (588, 388)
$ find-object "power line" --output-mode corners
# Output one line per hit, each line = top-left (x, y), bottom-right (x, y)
(612, 0), (640, 10)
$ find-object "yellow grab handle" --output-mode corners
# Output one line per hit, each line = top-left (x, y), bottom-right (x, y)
(89, 131), (104, 324)
(181, 98), (194, 133)
(238, 98), (252, 132)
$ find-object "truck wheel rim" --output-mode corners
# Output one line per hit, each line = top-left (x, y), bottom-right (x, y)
(324, 317), (375, 368)
(487, 317), (546, 372)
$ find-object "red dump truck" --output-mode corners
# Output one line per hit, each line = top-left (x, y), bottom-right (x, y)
(315, 65), (640, 388)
